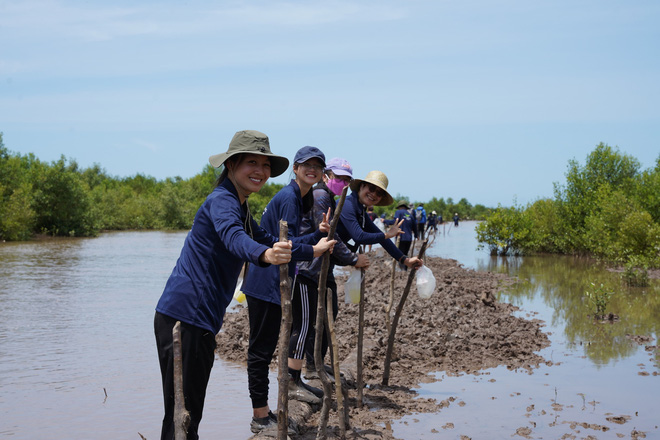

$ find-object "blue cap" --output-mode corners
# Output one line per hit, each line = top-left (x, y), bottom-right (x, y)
(294, 146), (326, 167)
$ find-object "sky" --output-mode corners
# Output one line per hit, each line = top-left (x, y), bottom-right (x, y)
(1, 0), (658, 208)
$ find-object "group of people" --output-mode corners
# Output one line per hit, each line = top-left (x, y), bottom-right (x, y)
(153, 130), (424, 439)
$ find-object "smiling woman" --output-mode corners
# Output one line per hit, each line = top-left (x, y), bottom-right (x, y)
(153, 129), (294, 440)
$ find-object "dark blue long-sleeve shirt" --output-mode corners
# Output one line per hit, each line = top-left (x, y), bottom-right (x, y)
(297, 181), (358, 283)
(385, 208), (415, 242)
(337, 192), (406, 262)
(156, 178), (276, 334)
(242, 180), (324, 304)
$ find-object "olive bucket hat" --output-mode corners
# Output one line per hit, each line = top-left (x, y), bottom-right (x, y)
(396, 200), (410, 209)
(349, 170), (394, 206)
(209, 130), (290, 177)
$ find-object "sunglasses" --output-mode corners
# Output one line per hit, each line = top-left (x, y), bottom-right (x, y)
(366, 183), (385, 198)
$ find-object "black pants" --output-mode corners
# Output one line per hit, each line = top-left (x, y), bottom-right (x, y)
(246, 295), (281, 409)
(154, 312), (216, 440)
(289, 275), (338, 365)
(398, 240), (412, 257)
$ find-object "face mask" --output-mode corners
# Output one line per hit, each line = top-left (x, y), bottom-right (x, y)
(327, 178), (348, 196)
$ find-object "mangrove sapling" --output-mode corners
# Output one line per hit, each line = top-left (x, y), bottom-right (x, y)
(276, 220), (291, 440)
(382, 239), (428, 386)
(313, 185), (349, 440)
(584, 282), (614, 319)
(172, 321), (190, 440)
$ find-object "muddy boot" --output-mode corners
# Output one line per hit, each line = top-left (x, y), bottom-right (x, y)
(304, 362), (336, 383)
(288, 370), (322, 404)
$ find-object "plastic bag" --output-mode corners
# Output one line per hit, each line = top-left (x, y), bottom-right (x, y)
(233, 278), (246, 305)
(416, 265), (436, 299)
(345, 269), (362, 304)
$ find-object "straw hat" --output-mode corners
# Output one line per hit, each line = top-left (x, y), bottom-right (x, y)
(209, 130), (289, 177)
(349, 170), (394, 206)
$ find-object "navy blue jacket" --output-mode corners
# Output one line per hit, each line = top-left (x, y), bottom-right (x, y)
(337, 193), (406, 262)
(297, 181), (358, 283)
(385, 208), (415, 242)
(156, 178), (276, 334)
(242, 180), (324, 304)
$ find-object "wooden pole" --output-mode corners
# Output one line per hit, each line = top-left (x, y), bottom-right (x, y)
(276, 220), (292, 440)
(356, 245), (366, 408)
(385, 237), (399, 335)
(172, 321), (190, 440)
(382, 239), (428, 386)
(326, 287), (348, 437)
(314, 185), (349, 440)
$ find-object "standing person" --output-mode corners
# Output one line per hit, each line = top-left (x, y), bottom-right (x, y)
(385, 200), (416, 264)
(453, 212), (460, 226)
(154, 130), (293, 440)
(241, 146), (336, 434)
(427, 210), (438, 234)
(415, 203), (427, 239)
(290, 157), (370, 383)
(337, 170), (424, 271)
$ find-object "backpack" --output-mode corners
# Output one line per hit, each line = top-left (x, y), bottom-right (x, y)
(415, 208), (423, 222)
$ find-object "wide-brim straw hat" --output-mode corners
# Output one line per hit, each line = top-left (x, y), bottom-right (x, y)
(349, 170), (394, 206)
(209, 130), (289, 177)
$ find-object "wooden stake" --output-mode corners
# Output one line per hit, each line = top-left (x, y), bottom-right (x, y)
(356, 245), (365, 408)
(277, 220), (292, 440)
(314, 185), (349, 440)
(172, 321), (190, 440)
(382, 239), (428, 386)
(385, 236), (399, 335)
(326, 287), (347, 437)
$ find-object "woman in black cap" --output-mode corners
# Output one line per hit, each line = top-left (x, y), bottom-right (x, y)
(154, 130), (293, 440)
(241, 146), (336, 434)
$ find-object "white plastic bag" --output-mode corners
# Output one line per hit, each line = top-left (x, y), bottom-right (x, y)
(416, 265), (436, 299)
(345, 269), (362, 304)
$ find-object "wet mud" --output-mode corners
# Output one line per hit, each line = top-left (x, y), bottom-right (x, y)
(216, 250), (553, 438)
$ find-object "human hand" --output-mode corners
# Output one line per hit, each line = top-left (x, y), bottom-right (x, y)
(404, 256), (423, 270)
(354, 253), (370, 269)
(261, 240), (292, 265)
(313, 237), (337, 257)
(385, 218), (404, 239)
(319, 207), (332, 234)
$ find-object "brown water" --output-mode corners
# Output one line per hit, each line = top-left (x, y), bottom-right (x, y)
(1, 227), (658, 439)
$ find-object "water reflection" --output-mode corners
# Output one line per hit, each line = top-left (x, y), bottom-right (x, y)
(483, 254), (660, 365)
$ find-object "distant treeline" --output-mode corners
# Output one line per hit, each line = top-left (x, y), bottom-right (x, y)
(476, 143), (660, 269)
(0, 132), (490, 241)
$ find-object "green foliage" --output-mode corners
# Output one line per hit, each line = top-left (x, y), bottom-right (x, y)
(621, 257), (649, 287)
(32, 156), (98, 237)
(475, 204), (531, 255)
(584, 282), (614, 317)
(478, 143), (660, 268)
(0, 133), (491, 240)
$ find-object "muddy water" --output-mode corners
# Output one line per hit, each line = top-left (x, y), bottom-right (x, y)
(1, 227), (658, 439)
(394, 221), (660, 439)
(0, 231), (259, 440)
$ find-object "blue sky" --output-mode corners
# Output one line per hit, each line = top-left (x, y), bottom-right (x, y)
(1, 0), (658, 208)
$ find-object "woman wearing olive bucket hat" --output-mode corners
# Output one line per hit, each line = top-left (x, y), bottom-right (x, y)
(337, 170), (424, 270)
(154, 130), (293, 440)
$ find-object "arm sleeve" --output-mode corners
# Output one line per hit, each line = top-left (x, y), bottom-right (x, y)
(339, 203), (387, 245)
(212, 197), (271, 266)
(313, 191), (358, 266)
